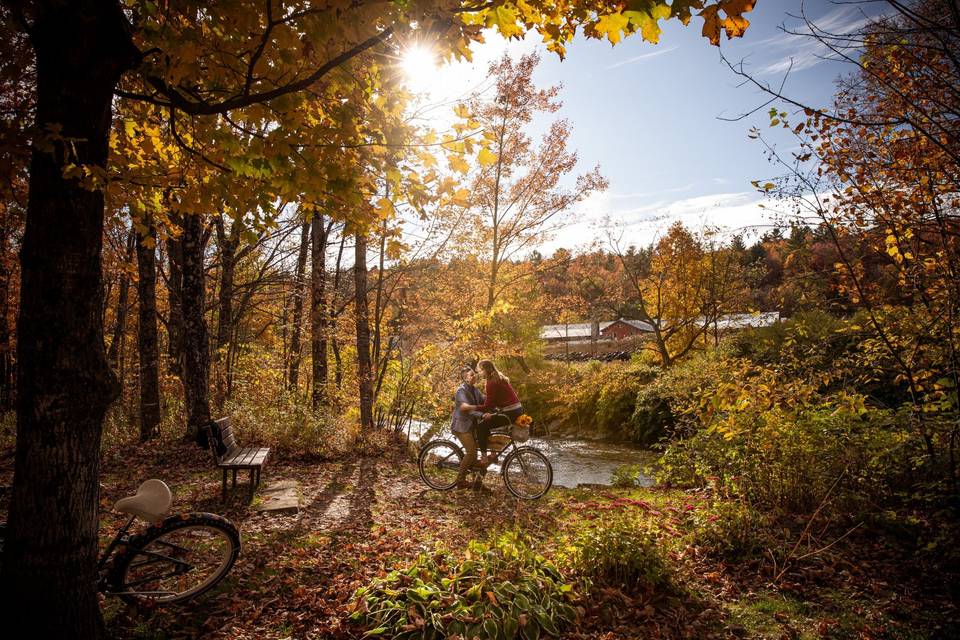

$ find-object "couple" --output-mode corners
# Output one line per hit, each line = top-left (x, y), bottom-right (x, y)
(451, 359), (524, 489)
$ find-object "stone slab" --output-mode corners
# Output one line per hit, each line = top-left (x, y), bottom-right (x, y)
(255, 479), (301, 515)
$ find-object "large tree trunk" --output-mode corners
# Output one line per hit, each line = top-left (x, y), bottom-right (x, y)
(288, 220), (310, 389)
(1, 2), (136, 636)
(136, 217), (161, 441)
(310, 214), (328, 408)
(354, 231), (374, 430)
(180, 212), (211, 432)
(107, 230), (135, 387)
(166, 228), (185, 375)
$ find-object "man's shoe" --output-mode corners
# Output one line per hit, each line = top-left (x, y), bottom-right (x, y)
(472, 478), (492, 492)
(455, 479), (472, 489)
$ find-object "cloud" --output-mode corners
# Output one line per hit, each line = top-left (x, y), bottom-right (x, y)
(606, 46), (677, 70)
(751, 5), (873, 76)
(541, 190), (774, 254)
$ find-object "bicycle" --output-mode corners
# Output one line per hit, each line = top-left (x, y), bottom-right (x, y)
(418, 419), (553, 500)
(0, 479), (240, 605)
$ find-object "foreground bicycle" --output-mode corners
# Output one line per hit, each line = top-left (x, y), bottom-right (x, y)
(0, 479), (240, 605)
(418, 421), (553, 499)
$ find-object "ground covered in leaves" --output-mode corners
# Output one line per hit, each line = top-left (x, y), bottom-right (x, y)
(1, 436), (957, 639)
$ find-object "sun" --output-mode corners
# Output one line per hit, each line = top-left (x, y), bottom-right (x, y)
(400, 45), (437, 92)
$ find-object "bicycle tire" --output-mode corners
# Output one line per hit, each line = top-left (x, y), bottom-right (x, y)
(418, 439), (464, 490)
(502, 447), (553, 500)
(108, 512), (240, 605)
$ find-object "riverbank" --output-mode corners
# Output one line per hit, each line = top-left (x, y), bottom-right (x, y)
(56, 439), (955, 639)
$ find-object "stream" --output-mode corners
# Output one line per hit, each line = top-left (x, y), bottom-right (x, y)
(405, 421), (657, 488)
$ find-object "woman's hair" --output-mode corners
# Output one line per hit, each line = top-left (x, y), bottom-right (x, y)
(477, 359), (509, 384)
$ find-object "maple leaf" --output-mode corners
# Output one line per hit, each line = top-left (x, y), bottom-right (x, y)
(448, 155), (470, 174)
(626, 5), (672, 43)
(477, 147), (498, 167)
(486, 5), (524, 39)
(723, 14), (751, 39)
(375, 197), (394, 219)
(594, 12), (630, 45)
(720, 0), (758, 17)
(699, 4), (722, 46)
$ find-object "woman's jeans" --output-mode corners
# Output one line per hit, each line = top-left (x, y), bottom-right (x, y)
(476, 407), (523, 454)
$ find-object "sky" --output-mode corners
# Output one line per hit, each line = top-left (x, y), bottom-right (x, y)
(398, 0), (881, 253)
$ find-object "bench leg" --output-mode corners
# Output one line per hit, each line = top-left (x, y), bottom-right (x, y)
(221, 468), (228, 503)
(255, 467), (261, 487)
(232, 468), (237, 491)
(249, 468), (256, 500)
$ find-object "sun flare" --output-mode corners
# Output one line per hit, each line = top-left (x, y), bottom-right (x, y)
(400, 45), (437, 92)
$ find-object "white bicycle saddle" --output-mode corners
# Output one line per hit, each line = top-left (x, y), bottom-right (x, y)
(114, 479), (172, 523)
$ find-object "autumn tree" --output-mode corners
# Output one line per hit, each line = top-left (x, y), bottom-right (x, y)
(613, 222), (749, 366)
(747, 0), (959, 473)
(458, 52), (607, 311)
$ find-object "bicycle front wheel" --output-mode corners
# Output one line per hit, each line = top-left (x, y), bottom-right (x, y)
(502, 447), (553, 500)
(108, 513), (240, 605)
(418, 439), (464, 490)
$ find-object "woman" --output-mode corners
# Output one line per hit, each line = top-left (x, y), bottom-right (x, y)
(460, 359), (524, 465)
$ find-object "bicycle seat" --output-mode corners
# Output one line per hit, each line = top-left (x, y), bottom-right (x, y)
(114, 479), (172, 523)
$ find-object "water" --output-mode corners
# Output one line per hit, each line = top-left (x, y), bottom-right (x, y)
(405, 421), (657, 488)
(531, 437), (656, 488)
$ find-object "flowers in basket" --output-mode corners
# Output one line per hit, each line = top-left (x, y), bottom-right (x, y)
(514, 414), (533, 427)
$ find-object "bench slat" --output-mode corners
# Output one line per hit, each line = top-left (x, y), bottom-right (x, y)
(221, 430), (238, 453)
(220, 447), (270, 468)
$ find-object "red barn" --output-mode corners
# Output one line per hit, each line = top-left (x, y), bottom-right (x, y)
(600, 319), (653, 340)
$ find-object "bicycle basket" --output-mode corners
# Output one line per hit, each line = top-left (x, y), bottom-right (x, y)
(511, 424), (530, 442)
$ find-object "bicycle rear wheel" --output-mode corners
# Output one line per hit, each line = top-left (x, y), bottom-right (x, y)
(418, 439), (464, 490)
(502, 447), (553, 500)
(108, 513), (240, 605)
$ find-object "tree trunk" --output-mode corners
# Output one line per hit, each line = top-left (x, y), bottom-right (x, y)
(310, 214), (328, 408)
(0, 223), (14, 412)
(288, 220), (310, 389)
(372, 220), (386, 401)
(166, 228), (185, 375)
(331, 234), (346, 390)
(1, 2), (136, 635)
(107, 230), (135, 388)
(180, 213), (211, 432)
(136, 218), (161, 441)
(354, 231), (374, 430)
(213, 215), (236, 409)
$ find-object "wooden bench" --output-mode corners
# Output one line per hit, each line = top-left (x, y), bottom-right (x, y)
(205, 417), (270, 502)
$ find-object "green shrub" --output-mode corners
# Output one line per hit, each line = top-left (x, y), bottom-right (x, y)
(732, 310), (852, 369)
(224, 391), (357, 460)
(610, 464), (646, 488)
(350, 532), (578, 640)
(685, 500), (772, 561)
(523, 361), (659, 439)
(657, 395), (913, 514)
(565, 514), (672, 591)
(626, 387), (673, 445)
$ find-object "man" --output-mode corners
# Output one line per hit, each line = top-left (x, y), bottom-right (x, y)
(451, 365), (485, 489)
